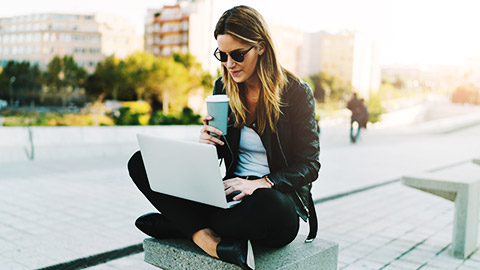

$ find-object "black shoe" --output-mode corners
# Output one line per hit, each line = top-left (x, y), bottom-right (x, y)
(135, 212), (183, 239)
(216, 239), (255, 270)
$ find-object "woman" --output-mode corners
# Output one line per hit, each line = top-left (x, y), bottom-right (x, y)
(128, 6), (320, 270)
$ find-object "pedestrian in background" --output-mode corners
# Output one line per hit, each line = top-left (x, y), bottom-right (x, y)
(347, 92), (363, 143)
(359, 98), (369, 130)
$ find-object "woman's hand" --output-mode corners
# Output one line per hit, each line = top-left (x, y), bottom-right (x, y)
(223, 177), (272, 201)
(199, 115), (224, 146)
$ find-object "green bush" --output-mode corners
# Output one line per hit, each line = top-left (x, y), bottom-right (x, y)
(113, 107), (141, 125)
(0, 110), (111, 126)
(366, 93), (385, 124)
(179, 107), (201, 125)
(149, 107), (201, 125)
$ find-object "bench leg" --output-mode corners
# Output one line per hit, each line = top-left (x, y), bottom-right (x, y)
(452, 186), (480, 259)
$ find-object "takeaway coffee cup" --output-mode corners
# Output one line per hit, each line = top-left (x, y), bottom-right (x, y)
(206, 94), (229, 136)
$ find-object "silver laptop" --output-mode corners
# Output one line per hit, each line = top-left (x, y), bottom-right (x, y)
(137, 134), (239, 209)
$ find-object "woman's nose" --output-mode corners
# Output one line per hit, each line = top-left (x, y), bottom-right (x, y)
(226, 56), (236, 69)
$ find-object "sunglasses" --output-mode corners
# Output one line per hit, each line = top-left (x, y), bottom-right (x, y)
(213, 46), (255, 62)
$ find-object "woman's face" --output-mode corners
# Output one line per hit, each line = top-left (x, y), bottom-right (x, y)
(216, 34), (263, 84)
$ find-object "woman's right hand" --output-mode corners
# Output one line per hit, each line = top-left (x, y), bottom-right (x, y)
(199, 115), (225, 146)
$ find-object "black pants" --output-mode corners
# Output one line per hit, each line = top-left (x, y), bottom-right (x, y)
(128, 150), (299, 248)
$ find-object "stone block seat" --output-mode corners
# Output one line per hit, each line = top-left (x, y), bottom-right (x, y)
(143, 234), (338, 269)
(401, 160), (480, 259)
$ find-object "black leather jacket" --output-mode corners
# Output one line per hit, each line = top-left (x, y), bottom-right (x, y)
(213, 76), (321, 240)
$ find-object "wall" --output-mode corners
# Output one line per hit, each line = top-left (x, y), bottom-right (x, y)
(0, 125), (202, 162)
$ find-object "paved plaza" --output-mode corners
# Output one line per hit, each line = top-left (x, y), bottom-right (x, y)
(1, 108), (480, 269)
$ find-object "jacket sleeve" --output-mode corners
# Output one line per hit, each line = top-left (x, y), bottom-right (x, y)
(211, 77), (229, 159)
(268, 82), (321, 192)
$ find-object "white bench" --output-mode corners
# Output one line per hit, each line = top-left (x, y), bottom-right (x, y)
(143, 234), (338, 269)
(401, 160), (480, 259)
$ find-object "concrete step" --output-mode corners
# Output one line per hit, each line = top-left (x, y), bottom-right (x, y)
(143, 234), (338, 270)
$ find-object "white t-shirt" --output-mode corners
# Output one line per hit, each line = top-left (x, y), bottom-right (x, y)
(233, 126), (270, 177)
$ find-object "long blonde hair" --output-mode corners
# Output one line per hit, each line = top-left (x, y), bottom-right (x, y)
(214, 5), (294, 134)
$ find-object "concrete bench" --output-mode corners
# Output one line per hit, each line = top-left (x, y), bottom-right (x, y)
(401, 160), (480, 259)
(143, 234), (338, 269)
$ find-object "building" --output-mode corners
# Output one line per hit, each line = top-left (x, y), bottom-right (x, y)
(144, 5), (189, 57)
(318, 31), (380, 98)
(298, 31), (323, 78)
(270, 24), (304, 76)
(299, 31), (381, 98)
(0, 13), (142, 73)
(144, 0), (233, 75)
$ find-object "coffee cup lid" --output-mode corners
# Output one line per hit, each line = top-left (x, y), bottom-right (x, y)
(206, 95), (229, 102)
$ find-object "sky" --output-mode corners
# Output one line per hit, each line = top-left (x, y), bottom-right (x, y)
(1, 0), (480, 66)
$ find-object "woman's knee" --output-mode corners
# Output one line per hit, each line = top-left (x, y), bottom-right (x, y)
(128, 151), (142, 176)
(127, 150), (149, 187)
(248, 189), (297, 221)
(249, 189), (299, 247)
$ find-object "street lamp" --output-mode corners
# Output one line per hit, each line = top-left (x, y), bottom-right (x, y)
(9, 76), (15, 107)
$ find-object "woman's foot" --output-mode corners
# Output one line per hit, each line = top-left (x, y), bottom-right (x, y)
(192, 228), (221, 258)
(192, 228), (255, 269)
(135, 212), (183, 239)
(216, 239), (255, 270)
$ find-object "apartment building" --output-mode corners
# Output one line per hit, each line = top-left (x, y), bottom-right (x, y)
(0, 13), (142, 73)
(144, 5), (189, 57)
(299, 31), (380, 98)
(144, 0), (233, 75)
(270, 24), (304, 76)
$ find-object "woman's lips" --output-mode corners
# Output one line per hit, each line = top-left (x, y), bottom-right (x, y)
(230, 70), (241, 77)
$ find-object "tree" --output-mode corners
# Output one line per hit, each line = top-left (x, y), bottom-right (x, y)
(121, 52), (211, 115)
(147, 56), (191, 114)
(122, 52), (157, 101)
(173, 52), (213, 95)
(44, 55), (87, 107)
(308, 72), (349, 103)
(0, 61), (42, 106)
(85, 55), (126, 101)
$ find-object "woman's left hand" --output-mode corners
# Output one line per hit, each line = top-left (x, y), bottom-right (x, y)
(223, 177), (272, 201)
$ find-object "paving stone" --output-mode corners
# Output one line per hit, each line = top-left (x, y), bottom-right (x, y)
(349, 258), (386, 269)
(2, 123), (480, 269)
(386, 259), (425, 269)
(338, 252), (360, 264)
(365, 248), (405, 263)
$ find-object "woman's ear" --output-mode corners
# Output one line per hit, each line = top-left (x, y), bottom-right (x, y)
(257, 41), (266, 56)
